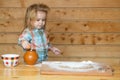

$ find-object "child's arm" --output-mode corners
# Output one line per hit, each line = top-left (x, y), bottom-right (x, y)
(18, 28), (31, 49)
(46, 32), (61, 55)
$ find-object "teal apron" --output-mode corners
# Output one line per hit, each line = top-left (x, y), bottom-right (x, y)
(37, 30), (48, 62)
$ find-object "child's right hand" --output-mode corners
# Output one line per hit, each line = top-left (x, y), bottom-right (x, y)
(21, 40), (31, 49)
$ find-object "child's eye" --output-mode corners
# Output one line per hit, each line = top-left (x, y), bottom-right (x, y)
(42, 19), (46, 21)
(37, 19), (40, 21)
(36, 19), (46, 21)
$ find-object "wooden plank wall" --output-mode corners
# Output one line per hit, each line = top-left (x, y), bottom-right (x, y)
(0, 0), (120, 64)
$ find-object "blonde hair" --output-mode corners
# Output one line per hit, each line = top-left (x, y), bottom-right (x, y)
(24, 3), (50, 30)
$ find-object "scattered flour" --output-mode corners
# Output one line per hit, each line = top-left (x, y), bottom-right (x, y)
(34, 63), (42, 67)
(42, 61), (106, 72)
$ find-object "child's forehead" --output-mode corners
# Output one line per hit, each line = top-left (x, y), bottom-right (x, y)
(36, 11), (47, 19)
(29, 11), (47, 20)
(37, 10), (47, 14)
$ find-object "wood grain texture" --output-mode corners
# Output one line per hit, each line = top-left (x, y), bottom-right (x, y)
(0, 19), (24, 32)
(0, 44), (120, 57)
(0, 0), (120, 7)
(0, 32), (119, 45)
(49, 8), (120, 20)
(48, 45), (120, 57)
(46, 21), (120, 33)
(0, 44), (120, 64)
(0, 0), (120, 65)
(0, 44), (23, 55)
(0, 33), (19, 43)
(0, 8), (120, 20)
(0, 63), (119, 80)
(0, 20), (120, 33)
(48, 33), (120, 45)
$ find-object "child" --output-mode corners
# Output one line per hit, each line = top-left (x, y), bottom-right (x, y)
(18, 3), (61, 62)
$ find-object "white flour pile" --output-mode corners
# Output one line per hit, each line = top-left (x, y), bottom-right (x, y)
(42, 61), (106, 72)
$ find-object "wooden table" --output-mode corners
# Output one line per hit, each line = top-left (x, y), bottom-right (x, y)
(0, 62), (120, 80)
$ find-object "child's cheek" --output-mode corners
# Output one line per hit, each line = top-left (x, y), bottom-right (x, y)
(34, 21), (38, 27)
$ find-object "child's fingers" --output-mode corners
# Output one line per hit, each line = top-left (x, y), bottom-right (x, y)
(54, 48), (61, 55)
(22, 40), (31, 49)
(55, 50), (60, 54)
(55, 48), (61, 53)
(23, 42), (28, 48)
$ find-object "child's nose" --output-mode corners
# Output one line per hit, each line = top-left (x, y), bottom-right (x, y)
(39, 20), (43, 23)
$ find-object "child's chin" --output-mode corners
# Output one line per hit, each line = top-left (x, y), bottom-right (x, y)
(38, 26), (43, 29)
(36, 27), (42, 29)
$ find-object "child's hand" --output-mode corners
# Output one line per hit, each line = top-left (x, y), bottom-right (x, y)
(51, 47), (61, 55)
(21, 40), (31, 49)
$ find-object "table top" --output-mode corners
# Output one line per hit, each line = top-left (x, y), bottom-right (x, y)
(0, 62), (120, 80)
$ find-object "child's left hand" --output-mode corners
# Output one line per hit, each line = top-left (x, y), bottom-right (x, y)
(50, 47), (61, 55)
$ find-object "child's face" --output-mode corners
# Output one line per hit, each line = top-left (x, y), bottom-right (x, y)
(33, 11), (47, 29)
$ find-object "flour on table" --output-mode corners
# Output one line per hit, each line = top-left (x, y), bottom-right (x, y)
(34, 63), (42, 67)
(24, 63), (42, 67)
(42, 61), (107, 72)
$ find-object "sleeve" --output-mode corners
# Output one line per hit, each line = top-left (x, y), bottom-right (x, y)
(18, 28), (32, 45)
(44, 31), (52, 49)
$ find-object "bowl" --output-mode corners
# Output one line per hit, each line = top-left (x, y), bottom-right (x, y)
(1, 54), (20, 67)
